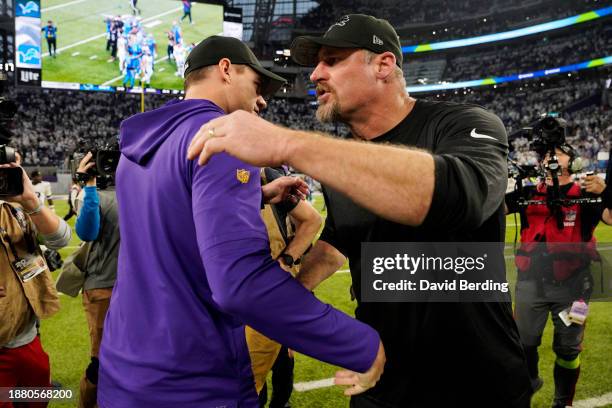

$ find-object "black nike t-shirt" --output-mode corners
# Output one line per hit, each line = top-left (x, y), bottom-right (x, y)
(319, 100), (531, 407)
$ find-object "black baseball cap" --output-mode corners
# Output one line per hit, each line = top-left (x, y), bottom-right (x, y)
(291, 14), (403, 67)
(184, 36), (286, 96)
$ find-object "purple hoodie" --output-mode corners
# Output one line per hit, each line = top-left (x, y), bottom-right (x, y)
(98, 99), (380, 408)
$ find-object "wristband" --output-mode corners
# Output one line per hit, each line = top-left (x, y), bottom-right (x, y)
(25, 203), (43, 216)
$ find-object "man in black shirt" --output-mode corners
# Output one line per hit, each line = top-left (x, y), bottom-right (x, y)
(188, 14), (532, 407)
(506, 145), (611, 408)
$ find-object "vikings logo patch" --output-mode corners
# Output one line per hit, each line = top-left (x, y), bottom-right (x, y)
(236, 169), (251, 184)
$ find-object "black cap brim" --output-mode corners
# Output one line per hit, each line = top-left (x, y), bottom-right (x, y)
(249, 64), (287, 97)
(290, 36), (362, 66)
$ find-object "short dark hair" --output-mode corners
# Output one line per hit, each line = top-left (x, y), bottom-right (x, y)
(184, 66), (213, 91)
(31, 170), (41, 178)
(183, 63), (247, 91)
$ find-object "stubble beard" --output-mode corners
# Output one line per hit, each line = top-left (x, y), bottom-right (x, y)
(316, 99), (342, 123)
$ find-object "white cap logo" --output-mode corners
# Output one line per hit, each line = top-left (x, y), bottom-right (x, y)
(373, 35), (384, 45)
(328, 15), (350, 32)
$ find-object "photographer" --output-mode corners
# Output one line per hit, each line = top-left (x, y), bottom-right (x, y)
(506, 143), (612, 408)
(0, 154), (71, 401)
(249, 167), (322, 408)
(73, 152), (119, 408)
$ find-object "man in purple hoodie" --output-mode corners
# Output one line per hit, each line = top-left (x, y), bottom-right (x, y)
(98, 35), (385, 408)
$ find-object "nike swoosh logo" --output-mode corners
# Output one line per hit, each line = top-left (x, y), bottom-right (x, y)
(470, 128), (496, 140)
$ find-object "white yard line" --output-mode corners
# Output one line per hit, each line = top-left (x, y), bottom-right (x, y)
(42, 0), (88, 12)
(145, 20), (163, 28)
(101, 55), (169, 86)
(293, 378), (335, 392)
(566, 393), (612, 408)
(43, 7), (182, 57)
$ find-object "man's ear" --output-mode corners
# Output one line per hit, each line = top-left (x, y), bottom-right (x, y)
(374, 51), (397, 81)
(218, 58), (232, 84)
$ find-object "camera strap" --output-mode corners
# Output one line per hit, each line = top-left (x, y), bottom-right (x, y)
(0, 227), (20, 263)
(8, 205), (37, 253)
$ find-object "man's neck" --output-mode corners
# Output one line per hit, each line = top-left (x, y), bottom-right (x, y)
(348, 95), (416, 141)
(184, 85), (227, 112)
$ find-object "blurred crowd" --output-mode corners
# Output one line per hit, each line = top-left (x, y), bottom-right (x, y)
(298, 0), (599, 44)
(5, 71), (608, 170)
(440, 24), (609, 82)
(6, 88), (170, 166)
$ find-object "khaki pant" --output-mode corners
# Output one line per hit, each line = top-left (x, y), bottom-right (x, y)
(78, 288), (112, 408)
(245, 326), (282, 394)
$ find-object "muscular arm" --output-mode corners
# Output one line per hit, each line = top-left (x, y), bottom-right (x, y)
(284, 200), (322, 260)
(296, 240), (346, 291)
(287, 133), (435, 226)
(286, 107), (508, 231)
(191, 106), (507, 231)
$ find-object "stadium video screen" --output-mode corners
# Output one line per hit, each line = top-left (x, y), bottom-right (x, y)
(41, 0), (226, 91)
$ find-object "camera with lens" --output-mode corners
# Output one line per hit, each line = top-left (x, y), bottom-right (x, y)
(0, 96), (24, 197)
(70, 138), (120, 188)
(509, 113), (568, 178)
(529, 115), (567, 157)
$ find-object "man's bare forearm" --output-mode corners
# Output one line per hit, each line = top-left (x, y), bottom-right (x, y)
(296, 240), (346, 291)
(284, 131), (435, 226)
(284, 201), (322, 259)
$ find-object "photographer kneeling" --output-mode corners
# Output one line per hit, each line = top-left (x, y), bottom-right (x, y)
(73, 152), (120, 408)
(506, 143), (611, 408)
(0, 153), (71, 400)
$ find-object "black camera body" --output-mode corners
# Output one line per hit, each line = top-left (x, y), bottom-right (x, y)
(70, 140), (120, 188)
(0, 144), (23, 197)
(530, 116), (567, 157)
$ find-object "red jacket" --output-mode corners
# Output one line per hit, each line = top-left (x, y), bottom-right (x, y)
(515, 182), (598, 281)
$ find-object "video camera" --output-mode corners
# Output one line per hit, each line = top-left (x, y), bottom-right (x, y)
(70, 138), (120, 189)
(509, 113), (601, 229)
(530, 115), (568, 157)
(0, 95), (24, 197)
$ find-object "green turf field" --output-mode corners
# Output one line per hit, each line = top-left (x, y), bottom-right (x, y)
(41, 0), (223, 89)
(42, 196), (612, 408)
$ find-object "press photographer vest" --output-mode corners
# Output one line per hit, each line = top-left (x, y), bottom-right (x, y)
(0, 202), (59, 346)
(515, 182), (598, 281)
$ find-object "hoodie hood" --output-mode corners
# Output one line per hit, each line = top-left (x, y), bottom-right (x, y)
(120, 99), (224, 166)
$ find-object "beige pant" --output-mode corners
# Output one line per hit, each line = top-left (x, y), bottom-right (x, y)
(245, 326), (282, 394)
(78, 287), (112, 408)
